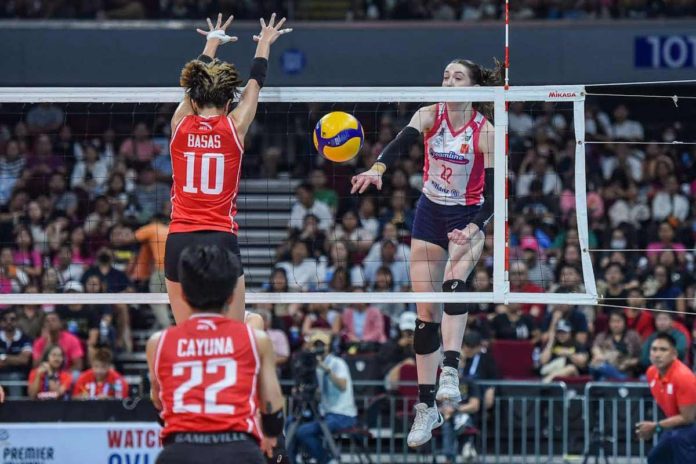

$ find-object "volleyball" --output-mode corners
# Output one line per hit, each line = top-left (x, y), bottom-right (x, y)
(313, 111), (364, 162)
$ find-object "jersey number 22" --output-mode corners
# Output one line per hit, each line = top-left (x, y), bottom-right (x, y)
(172, 358), (237, 414)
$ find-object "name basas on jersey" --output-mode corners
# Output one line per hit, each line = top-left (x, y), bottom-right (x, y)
(177, 337), (234, 358)
(187, 134), (222, 149)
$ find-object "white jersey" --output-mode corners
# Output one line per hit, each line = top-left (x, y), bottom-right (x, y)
(422, 104), (487, 206)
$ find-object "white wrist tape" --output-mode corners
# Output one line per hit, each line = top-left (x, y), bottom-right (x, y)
(207, 30), (234, 44)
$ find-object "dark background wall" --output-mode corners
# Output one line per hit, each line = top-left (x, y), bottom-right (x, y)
(1, 20), (696, 86)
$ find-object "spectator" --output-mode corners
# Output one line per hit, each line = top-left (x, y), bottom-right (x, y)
(541, 294), (589, 346)
(598, 263), (628, 308)
(509, 261), (545, 320)
(48, 172), (79, 218)
(363, 239), (410, 290)
(72, 347), (128, 399)
(0, 247), (28, 296)
(32, 312), (84, 375)
(0, 308), (33, 398)
(286, 213), (327, 260)
(276, 241), (320, 291)
(288, 330), (357, 464)
(329, 210), (375, 255)
(118, 122), (160, 169)
(378, 189), (415, 237)
(256, 309), (290, 367)
(363, 222), (411, 264)
(309, 169), (338, 212)
(641, 312), (688, 368)
(624, 288), (654, 340)
(0, 139), (26, 206)
(516, 153), (562, 197)
(379, 311), (417, 385)
(638, 333), (696, 464)
(611, 104), (644, 141)
(133, 166), (170, 224)
(25, 103), (64, 133)
(519, 236), (554, 289)
(289, 183), (334, 232)
(370, 266), (405, 319)
(133, 213), (170, 329)
(320, 240), (365, 291)
(54, 245), (85, 284)
(257, 267), (292, 319)
(301, 303), (335, 336)
(590, 311), (641, 380)
(357, 196), (380, 238)
(12, 226), (42, 279)
(25, 200), (49, 254)
(647, 222), (687, 266)
(652, 175), (689, 224)
(491, 304), (540, 342)
(80, 247), (132, 351)
(644, 265), (686, 314)
(70, 142), (109, 197)
(55, 281), (100, 361)
(333, 288), (387, 346)
(439, 330), (498, 463)
(539, 319), (589, 383)
(16, 298), (45, 340)
(27, 345), (72, 400)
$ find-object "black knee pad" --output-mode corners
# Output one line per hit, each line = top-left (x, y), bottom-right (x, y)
(442, 279), (472, 315)
(413, 319), (440, 355)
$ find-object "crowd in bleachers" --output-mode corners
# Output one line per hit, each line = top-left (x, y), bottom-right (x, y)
(0, 94), (695, 402)
(2, 0), (694, 20)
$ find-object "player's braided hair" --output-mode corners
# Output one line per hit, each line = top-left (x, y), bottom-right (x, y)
(180, 59), (243, 109)
(450, 58), (504, 121)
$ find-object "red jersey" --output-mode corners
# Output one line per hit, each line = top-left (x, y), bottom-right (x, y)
(169, 114), (244, 234)
(154, 314), (261, 441)
(647, 359), (696, 417)
(72, 368), (129, 399)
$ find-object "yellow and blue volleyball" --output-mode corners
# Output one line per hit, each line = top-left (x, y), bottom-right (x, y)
(313, 111), (364, 163)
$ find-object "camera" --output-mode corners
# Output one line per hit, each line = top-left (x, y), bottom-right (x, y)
(291, 341), (327, 403)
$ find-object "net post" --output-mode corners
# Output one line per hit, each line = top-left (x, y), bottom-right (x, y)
(493, 87), (508, 303)
(573, 92), (599, 302)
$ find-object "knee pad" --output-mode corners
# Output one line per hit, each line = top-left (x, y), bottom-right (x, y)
(413, 319), (440, 355)
(442, 279), (473, 316)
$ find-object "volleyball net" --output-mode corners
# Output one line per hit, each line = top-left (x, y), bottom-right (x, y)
(0, 85), (605, 309)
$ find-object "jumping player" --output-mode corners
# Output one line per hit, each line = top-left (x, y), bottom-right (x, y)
(351, 59), (500, 447)
(147, 244), (285, 464)
(166, 13), (292, 324)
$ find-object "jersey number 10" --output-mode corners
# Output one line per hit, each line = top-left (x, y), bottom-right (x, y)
(183, 152), (224, 195)
(172, 358), (237, 414)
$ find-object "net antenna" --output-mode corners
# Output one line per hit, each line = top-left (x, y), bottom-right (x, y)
(0, 86), (598, 307)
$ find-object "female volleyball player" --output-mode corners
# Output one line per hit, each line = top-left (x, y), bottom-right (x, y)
(351, 59), (500, 447)
(165, 13), (292, 325)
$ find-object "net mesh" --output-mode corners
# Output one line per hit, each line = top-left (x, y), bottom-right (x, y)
(0, 86), (595, 311)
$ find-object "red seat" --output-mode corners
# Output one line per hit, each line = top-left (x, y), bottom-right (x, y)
(490, 340), (535, 379)
(397, 363), (419, 412)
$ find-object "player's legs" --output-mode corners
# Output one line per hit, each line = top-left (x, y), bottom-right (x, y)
(436, 229), (485, 403)
(408, 238), (447, 448)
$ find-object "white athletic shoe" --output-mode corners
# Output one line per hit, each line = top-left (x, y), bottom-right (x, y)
(407, 402), (444, 448)
(436, 366), (462, 403)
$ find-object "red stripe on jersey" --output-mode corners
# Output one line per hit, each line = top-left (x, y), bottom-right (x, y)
(156, 314), (261, 441)
(169, 115), (244, 234)
(466, 119), (486, 205)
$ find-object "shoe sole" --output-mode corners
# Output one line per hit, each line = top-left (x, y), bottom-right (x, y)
(407, 412), (444, 448)
(435, 388), (462, 403)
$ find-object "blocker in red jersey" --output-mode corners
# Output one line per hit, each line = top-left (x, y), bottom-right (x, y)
(146, 244), (285, 464)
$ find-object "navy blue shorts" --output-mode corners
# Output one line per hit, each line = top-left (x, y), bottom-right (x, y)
(411, 195), (481, 250)
(647, 424), (696, 464)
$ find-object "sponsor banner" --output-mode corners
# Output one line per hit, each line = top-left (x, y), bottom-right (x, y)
(0, 423), (161, 464)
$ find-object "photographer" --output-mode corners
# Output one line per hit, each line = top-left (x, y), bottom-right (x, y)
(288, 330), (357, 464)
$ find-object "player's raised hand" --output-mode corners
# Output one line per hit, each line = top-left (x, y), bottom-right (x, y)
(197, 13), (237, 44)
(253, 13), (293, 45)
(351, 167), (383, 194)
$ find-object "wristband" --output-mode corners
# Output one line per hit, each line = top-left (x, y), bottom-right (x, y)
(197, 54), (214, 64)
(655, 424), (663, 433)
(261, 408), (285, 437)
(249, 57), (268, 88)
(371, 162), (386, 175)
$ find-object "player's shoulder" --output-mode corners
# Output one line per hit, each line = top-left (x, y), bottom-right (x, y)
(645, 365), (657, 381)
